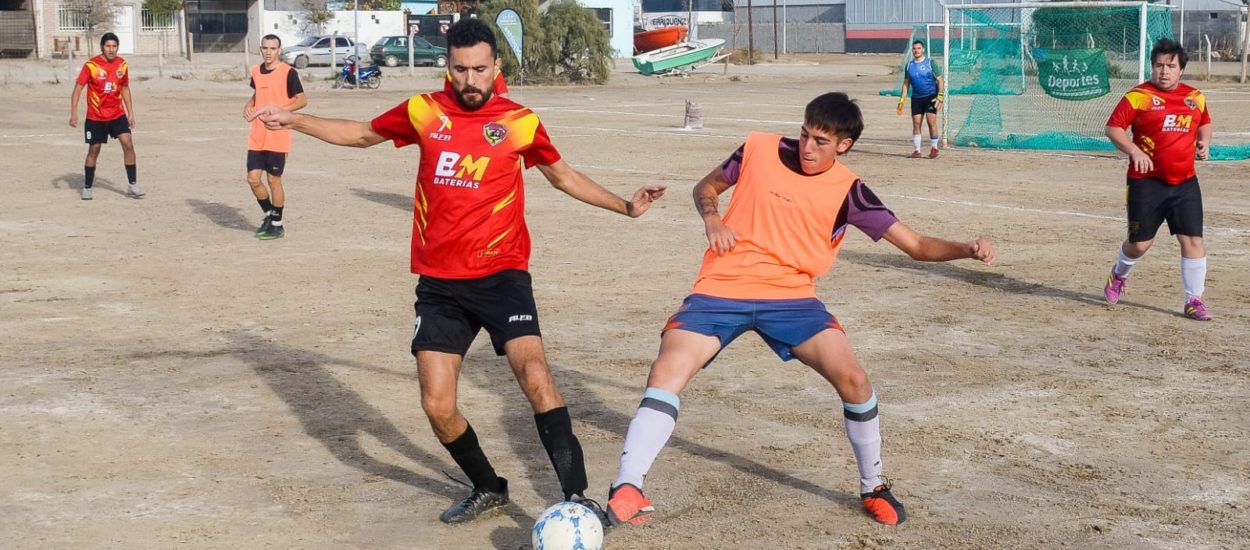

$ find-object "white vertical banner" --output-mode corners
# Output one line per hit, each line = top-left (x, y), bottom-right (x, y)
(495, 8), (524, 66)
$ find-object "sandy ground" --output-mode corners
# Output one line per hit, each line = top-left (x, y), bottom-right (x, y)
(2, 54), (1248, 549)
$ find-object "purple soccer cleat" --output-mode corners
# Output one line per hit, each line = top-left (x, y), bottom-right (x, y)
(1104, 271), (1127, 304)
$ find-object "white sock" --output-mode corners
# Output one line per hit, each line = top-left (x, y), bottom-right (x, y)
(912, 135), (922, 151)
(930, 136), (939, 148)
(843, 393), (883, 494)
(1113, 247), (1141, 277)
(613, 388), (680, 491)
(1181, 256), (1206, 300)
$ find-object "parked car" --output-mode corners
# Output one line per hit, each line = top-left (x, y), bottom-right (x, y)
(280, 35), (369, 69)
(370, 35), (448, 68)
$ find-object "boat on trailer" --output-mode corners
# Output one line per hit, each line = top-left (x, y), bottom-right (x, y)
(632, 38), (728, 76)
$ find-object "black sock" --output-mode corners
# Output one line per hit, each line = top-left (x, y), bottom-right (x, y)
(271, 205), (284, 223)
(442, 424), (504, 493)
(534, 406), (588, 500)
(257, 198), (273, 216)
(84, 166), (95, 189)
(124, 164), (136, 185)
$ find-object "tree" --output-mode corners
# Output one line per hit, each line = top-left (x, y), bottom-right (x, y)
(478, 0), (613, 85)
(142, 0), (181, 20)
(542, 0), (612, 83)
(361, 0), (403, 9)
(67, 0), (120, 54)
(300, 0), (335, 34)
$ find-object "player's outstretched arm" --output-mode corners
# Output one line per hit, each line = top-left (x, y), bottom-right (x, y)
(536, 160), (666, 218)
(1105, 125), (1152, 174)
(693, 166), (737, 256)
(882, 221), (995, 265)
(251, 105), (386, 148)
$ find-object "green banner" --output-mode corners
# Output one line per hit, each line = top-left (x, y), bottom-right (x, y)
(1038, 48), (1110, 101)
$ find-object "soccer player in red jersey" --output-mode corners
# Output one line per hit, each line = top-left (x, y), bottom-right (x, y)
(605, 93), (995, 528)
(1103, 39), (1214, 320)
(69, 33), (143, 200)
(251, 19), (665, 524)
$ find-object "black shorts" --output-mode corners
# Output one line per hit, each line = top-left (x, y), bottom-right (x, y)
(1126, 176), (1203, 241)
(84, 116), (130, 144)
(411, 269), (542, 357)
(246, 150), (287, 176)
(911, 94), (939, 116)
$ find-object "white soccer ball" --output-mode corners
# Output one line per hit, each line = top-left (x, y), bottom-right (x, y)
(531, 501), (604, 550)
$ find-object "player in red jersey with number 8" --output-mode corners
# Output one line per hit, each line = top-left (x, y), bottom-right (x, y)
(69, 33), (143, 200)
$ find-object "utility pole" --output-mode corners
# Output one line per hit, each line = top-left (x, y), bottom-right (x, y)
(747, 0), (755, 65)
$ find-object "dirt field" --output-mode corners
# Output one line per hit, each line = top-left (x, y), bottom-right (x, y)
(2, 55), (1248, 549)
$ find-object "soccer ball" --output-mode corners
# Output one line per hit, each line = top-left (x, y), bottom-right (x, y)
(531, 501), (604, 550)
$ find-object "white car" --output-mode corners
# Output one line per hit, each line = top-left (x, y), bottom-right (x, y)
(280, 35), (369, 68)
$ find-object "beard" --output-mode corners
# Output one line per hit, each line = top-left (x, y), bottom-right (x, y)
(453, 84), (494, 110)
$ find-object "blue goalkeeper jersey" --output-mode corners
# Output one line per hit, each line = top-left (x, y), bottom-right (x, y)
(905, 57), (941, 98)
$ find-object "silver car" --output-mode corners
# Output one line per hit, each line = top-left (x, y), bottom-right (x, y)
(280, 35), (369, 68)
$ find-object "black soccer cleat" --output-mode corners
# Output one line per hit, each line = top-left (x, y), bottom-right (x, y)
(439, 478), (509, 524)
(571, 494), (611, 531)
(255, 216), (272, 236)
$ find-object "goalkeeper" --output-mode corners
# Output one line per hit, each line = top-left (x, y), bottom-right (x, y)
(896, 40), (944, 158)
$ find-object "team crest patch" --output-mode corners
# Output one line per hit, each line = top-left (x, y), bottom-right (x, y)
(116, 68), (125, 78)
(483, 122), (507, 146)
(1185, 97), (1197, 110)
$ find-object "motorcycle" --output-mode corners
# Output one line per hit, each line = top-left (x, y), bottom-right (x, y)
(333, 56), (382, 89)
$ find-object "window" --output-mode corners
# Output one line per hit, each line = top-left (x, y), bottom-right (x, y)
(593, 8), (612, 37)
(335, 37), (350, 48)
(57, 6), (88, 31)
(142, 8), (177, 31)
(314, 38), (329, 48)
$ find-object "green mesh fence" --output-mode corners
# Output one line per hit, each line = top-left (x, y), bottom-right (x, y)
(881, 4), (1246, 159)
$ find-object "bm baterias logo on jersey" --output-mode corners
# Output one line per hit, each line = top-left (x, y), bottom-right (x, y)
(483, 122), (508, 146)
(433, 151), (491, 188)
(1162, 114), (1193, 133)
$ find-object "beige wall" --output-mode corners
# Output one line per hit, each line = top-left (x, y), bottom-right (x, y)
(41, 0), (183, 58)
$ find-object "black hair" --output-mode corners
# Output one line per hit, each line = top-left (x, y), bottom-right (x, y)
(804, 92), (864, 143)
(1150, 38), (1187, 69)
(100, 33), (119, 48)
(912, 40), (925, 48)
(446, 17), (498, 58)
(261, 34), (281, 46)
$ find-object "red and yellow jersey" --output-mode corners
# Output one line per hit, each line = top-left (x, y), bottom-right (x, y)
(692, 132), (859, 300)
(370, 92), (561, 279)
(1107, 81), (1211, 184)
(76, 55), (129, 121)
(443, 70), (509, 96)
